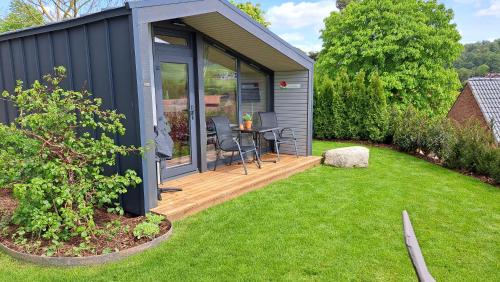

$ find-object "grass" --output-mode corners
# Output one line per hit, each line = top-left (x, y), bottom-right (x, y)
(0, 141), (498, 281)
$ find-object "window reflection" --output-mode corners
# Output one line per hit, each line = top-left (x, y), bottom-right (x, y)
(240, 62), (269, 125)
(203, 45), (238, 123)
(154, 35), (188, 46)
(203, 45), (237, 163)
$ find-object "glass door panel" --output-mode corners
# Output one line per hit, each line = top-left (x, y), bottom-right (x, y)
(161, 62), (192, 168)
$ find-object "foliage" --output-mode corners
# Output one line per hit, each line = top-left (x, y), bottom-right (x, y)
(12, 0), (124, 22)
(454, 39), (500, 83)
(229, 0), (270, 27)
(317, 0), (463, 116)
(314, 69), (388, 142)
(133, 213), (165, 240)
(390, 107), (499, 183)
(0, 0), (45, 33)
(0, 67), (142, 243)
(242, 112), (253, 121)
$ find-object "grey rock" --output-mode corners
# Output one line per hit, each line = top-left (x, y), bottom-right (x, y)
(323, 146), (369, 168)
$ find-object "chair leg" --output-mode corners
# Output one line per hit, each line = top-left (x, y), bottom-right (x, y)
(239, 150), (248, 175)
(254, 149), (262, 169)
(214, 149), (220, 171)
(229, 151), (234, 165)
(275, 141), (280, 162)
(293, 140), (299, 158)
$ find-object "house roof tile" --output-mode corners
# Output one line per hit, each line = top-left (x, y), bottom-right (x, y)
(468, 77), (500, 143)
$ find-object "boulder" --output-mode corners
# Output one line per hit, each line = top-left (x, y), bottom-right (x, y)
(323, 146), (369, 168)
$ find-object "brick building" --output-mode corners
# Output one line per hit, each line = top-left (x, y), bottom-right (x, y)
(448, 78), (500, 143)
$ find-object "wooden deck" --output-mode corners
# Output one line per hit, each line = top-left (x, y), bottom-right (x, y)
(152, 154), (322, 221)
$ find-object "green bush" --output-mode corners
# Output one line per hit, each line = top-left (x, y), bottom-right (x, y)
(392, 106), (429, 153)
(0, 67), (142, 243)
(133, 213), (165, 240)
(313, 69), (388, 141)
(389, 107), (499, 183)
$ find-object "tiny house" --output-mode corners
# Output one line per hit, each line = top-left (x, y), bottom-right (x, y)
(0, 0), (314, 215)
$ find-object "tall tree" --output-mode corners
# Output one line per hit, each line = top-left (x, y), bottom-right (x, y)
(317, 0), (463, 116)
(0, 0), (44, 33)
(454, 39), (500, 83)
(16, 0), (123, 22)
(230, 0), (270, 27)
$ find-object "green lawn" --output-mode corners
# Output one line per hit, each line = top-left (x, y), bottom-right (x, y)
(0, 141), (498, 281)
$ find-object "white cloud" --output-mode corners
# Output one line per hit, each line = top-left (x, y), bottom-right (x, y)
(477, 0), (500, 17)
(266, 1), (337, 31)
(292, 42), (323, 53)
(278, 32), (304, 42)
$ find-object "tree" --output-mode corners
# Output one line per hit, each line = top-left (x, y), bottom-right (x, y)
(317, 0), (463, 116)
(230, 0), (270, 27)
(308, 51), (319, 61)
(336, 0), (352, 10)
(453, 39), (500, 83)
(0, 0), (44, 33)
(14, 0), (123, 22)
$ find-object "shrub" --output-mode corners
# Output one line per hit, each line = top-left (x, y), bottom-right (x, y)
(0, 67), (142, 243)
(133, 213), (165, 239)
(362, 71), (388, 142)
(313, 69), (388, 141)
(441, 120), (496, 175)
(390, 107), (499, 183)
(392, 106), (428, 152)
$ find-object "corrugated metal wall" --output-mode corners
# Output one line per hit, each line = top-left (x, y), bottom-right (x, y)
(0, 14), (146, 215)
(274, 71), (310, 156)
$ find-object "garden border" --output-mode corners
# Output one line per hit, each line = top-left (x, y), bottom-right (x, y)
(0, 225), (173, 267)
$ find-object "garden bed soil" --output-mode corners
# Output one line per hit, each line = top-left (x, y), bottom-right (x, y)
(0, 189), (171, 257)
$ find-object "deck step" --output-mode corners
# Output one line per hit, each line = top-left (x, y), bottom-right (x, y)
(152, 155), (321, 221)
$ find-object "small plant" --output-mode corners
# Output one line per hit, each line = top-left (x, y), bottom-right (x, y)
(242, 113), (253, 121)
(133, 213), (165, 240)
(101, 247), (115, 255)
(67, 242), (93, 257)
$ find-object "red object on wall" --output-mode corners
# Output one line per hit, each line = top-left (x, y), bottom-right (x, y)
(279, 80), (287, 88)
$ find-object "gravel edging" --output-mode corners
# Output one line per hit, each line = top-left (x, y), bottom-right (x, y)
(0, 225), (173, 267)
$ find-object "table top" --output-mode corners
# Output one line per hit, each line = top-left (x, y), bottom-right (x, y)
(232, 126), (279, 133)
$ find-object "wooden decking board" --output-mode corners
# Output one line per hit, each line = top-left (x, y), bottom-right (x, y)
(152, 154), (321, 221)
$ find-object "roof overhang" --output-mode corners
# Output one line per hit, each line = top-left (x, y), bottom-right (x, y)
(127, 0), (314, 71)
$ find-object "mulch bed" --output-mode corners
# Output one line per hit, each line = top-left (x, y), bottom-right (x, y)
(320, 138), (499, 187)
(0, 189), (171, 257)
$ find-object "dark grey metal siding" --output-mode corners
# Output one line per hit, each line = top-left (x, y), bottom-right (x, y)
(0, 13), (146, 215)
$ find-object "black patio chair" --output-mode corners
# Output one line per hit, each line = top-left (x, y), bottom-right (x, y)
(211, 116), (261, 175)
(258, 112), (299, 162)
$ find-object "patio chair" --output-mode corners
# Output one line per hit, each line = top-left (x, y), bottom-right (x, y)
(211, 116), (261, 175)
(258, 112), (299, 161)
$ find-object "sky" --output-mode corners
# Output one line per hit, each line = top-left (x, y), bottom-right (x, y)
(261, 0), (500, 52)
(0, 0), (499, 52)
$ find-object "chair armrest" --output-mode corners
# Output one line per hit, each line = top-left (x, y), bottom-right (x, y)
(280, 127), (296, 139)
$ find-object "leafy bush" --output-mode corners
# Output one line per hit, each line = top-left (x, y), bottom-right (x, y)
(389, 107), (499, 183)
(0, 67), (142, 243)
(314, 69), (388, 141)
(392, 106), (430, 153)
(133, 213), (165, 239)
